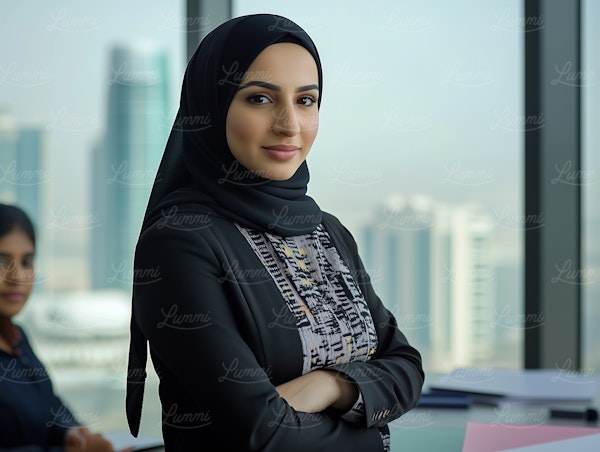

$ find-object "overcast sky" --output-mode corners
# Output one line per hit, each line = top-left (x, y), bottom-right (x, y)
(1, 0), (597, 264)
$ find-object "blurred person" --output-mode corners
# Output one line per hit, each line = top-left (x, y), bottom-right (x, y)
(126, 13), (424, 451)
(0, 204), (117, 452)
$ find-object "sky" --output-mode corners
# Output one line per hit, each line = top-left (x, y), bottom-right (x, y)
(1, 0), (598, 371)
(1, 0), (597, 265)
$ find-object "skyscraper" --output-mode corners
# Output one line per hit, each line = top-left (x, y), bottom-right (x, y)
(0, 110), (45, 228)
(361, 195), (495, 371)
(91, 43), (170, 290)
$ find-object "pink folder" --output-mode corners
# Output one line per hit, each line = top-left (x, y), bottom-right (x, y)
(462, 422), (600, 452)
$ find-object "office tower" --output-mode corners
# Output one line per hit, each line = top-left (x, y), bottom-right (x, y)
(361, 195), (495, 371)
(92, 43), (169, 289)
(0, 111), (44, 227)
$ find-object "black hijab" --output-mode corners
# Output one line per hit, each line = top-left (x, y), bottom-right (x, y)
(142, 14), (323, 236)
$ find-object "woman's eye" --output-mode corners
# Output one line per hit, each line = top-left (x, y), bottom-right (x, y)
(247, 94), (271, 104)
(298, 96), (317, 106)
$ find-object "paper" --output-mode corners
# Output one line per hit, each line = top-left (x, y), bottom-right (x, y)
(431, 368), (597, 404)
(102, 431), (164, 451)
(503, 433), (600, 451)
(462, 422), (600, 452)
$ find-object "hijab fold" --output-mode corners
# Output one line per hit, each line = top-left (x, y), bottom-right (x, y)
(142, 14), (323, 236)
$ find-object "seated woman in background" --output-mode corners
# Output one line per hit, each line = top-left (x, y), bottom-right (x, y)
(0, 204), (115, 452)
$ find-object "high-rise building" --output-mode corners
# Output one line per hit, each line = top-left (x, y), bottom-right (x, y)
(0, 110), (45, 228)
(360, 195), (495, 371)
(91, 43), (170, 290)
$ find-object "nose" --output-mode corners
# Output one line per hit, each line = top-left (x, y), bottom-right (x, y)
(4, 261), (29, 285)
(271, 104), (300, 136)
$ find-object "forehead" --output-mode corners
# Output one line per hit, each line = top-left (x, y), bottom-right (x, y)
(241, 43), (318, 84)
(0, 229), (34, 255)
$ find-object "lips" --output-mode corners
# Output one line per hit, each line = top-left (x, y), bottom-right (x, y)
(263, 144), (300, 152)
(262, 144), (300, 161)
(1, 292), (26, 303)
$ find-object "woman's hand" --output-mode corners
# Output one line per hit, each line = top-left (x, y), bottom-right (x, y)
(65, 426), (123, 452)
(275, 369), (358, 413)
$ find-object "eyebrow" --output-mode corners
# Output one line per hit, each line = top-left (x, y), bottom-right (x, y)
(237, 80), (319, 93)
(0, 252), (34, 258)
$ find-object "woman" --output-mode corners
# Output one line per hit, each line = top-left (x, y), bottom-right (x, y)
(0, 204), (115, 452)
(126, 13), (424, 451)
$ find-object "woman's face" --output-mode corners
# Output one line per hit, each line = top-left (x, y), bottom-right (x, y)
(226, 42), (319, 181)
(0, 229), (34, 319)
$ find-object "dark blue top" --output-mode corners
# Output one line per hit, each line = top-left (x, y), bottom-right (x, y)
(0, 326), (79, 451)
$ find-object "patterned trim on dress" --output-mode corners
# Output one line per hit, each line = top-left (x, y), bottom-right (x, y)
(236, 224), (378, 375)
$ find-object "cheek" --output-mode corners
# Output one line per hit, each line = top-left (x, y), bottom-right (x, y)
(226, 108), (265, 149)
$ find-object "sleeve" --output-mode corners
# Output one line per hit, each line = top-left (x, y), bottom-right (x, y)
(132, 224), (386, 451)
(323, 214), (425, 429)
(14, 328), (80, 448)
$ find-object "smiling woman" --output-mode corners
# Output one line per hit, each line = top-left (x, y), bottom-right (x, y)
(126, 13), (424, 452)
(226, 42), (320, 181)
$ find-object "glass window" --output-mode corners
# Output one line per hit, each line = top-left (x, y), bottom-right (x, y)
(583, 0), (600, 372)
(0, 1), (184, 437)
(234, 0), (524, 372)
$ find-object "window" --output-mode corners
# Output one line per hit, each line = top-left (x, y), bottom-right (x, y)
(234, 0), (524, 372)
(583, 0), (600, 372)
